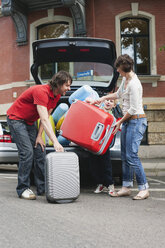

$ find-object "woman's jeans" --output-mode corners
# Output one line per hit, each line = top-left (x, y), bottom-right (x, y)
(7, 117), (46, 197)
(121, 118), (149, 190)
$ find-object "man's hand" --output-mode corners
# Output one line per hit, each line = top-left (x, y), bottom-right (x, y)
(54, 141), (64, 152)
(35, 135), (45, 152)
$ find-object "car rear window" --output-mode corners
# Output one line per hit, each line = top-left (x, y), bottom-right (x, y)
(39, 62), (114, 87)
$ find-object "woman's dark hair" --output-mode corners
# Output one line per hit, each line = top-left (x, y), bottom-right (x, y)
(114, 54), (134, 73)
(49, 70), (72, 90)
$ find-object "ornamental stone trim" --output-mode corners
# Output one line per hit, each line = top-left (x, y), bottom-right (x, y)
(1, 0), (86, 45)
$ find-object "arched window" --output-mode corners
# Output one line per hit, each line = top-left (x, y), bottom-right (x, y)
(121, 17), (150, 75)
(37, 22), (69, 79)
(37, 22), (69, 39)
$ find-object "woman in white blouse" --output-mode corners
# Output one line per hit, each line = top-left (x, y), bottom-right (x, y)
(91, 54), (149, 200)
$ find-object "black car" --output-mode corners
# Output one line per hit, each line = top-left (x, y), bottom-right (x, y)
(31, 37), (122, 184)
(0, 38), (122, 184)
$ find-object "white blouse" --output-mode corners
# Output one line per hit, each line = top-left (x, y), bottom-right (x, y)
(116, 74), (145, 116)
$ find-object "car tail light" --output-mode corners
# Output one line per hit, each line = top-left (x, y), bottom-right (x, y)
(80, 48), (90, 52)
(58, 49), (67, 52)
(0, 134), (12, 143)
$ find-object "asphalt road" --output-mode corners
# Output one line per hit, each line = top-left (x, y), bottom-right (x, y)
(0, 170), (165, 248)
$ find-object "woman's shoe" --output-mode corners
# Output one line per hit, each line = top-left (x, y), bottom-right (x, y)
(133, 190), (149, 200)
(117, 188), (131, 197)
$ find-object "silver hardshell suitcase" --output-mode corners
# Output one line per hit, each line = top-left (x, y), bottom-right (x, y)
(45, 152), (80, 203)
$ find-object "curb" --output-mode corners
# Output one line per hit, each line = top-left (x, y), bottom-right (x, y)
(141, 158), (165, 176)
(1, 159), (165, 177)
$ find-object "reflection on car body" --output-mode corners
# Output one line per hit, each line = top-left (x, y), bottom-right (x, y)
(0, 120), (18, 164)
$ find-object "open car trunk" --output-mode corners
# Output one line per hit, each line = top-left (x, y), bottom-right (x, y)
(31, 37), (122, 185)
(31, 37), (119, 91)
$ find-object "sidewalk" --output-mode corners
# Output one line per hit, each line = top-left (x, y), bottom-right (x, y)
(0, 159), (165, 177)
(141, 158), (165, 176)
(139, 145), (165, 176)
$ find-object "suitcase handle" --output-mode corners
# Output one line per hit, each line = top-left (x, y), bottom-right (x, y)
(91, 122), (104, 141)
(99, 125), (110, 145)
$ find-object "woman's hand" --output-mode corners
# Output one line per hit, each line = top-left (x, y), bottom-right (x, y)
(112, 120), (122, 135)
(35, 135), (45, 152)
(92, 96), (105, 106)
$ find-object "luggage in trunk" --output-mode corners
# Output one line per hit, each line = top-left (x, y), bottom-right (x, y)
(60, 100), (116, 155)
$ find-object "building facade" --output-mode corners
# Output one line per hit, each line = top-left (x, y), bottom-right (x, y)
(0, 0), (165, 147)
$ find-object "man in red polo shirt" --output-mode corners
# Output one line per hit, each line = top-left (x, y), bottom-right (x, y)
(7, 71), (72, 200)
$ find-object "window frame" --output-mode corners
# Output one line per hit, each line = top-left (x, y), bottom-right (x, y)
(120, 17), (150, 75)
(29, 11), (73, 80)
(37, 21), (69, 40)
(37, 21), (70, 79)
(115, 10), (157, 77)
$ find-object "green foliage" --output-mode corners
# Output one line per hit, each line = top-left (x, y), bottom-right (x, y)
(159, 45), (165, 51)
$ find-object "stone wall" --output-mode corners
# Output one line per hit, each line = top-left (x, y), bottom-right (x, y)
(144, 101), (165, 145)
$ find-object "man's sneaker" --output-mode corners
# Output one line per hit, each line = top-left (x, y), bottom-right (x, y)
(20, 189), (36, 200)
(108, 184), (117, 197)
(94, 184), (106, 193)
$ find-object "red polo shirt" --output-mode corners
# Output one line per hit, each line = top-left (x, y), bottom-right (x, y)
(7, 84), (61, 125)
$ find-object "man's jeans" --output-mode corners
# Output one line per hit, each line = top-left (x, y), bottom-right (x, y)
(121, 118), (149, 190)
(7, 117), (46, 197)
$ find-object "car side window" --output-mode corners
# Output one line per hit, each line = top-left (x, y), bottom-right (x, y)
(1, 123), (11, 135)
(0, 124), (3, 135)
